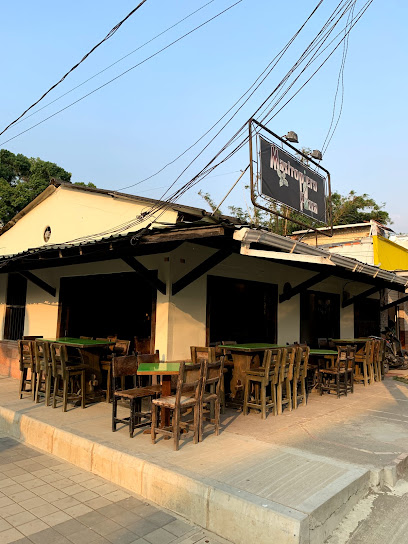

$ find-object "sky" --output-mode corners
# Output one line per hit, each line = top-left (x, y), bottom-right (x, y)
(0, 0), (407, 231)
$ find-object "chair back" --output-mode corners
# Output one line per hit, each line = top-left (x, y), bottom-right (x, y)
(50, 343), (71, 377)
(294, 345), (310, 380)
(202, 357), (225, 396)
(18, 340), (34, 372)
(134, 336), (151, 354)
(335, 345), (349, 371)
(347, 344), (357, 371)
(264, 348), (283, 384)
(318, 338), (329, 349)
(279, 346), (296, 382)
(176, 362), (203, 404)
(136, 351), (160, 365)
(34, 340), (50, 374)
(113, 339), (130, 356)
(112, 355), (138, 379)
(190, 346), (216, 364)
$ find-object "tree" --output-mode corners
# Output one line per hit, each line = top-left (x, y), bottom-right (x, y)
(198, 188), (391, 235)
(0, 149), (96, 225)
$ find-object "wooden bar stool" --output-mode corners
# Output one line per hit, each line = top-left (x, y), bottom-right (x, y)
(34, 340), (52, 405)
(277, 347), (296, 414)
(243, 348), (283, 419)
(199, 357), (225, 441)
(18, 340), (35, 400)
(293, 346), (310, 409)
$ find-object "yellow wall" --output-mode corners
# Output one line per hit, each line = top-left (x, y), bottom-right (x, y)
(0, 186), (178, 257)
(373, 235), (408, 271)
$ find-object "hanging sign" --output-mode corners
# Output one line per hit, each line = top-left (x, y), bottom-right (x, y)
(260, 136), (327, 223)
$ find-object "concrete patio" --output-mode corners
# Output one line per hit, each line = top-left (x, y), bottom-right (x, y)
(1, 375), (408, 544)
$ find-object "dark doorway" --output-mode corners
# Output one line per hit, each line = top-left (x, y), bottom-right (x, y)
(58, 272), (156, 351)
(4, 273), (27, 340)
(300, 290), (340, 347)
(354, 298), (380, 338)
(206, 276), (277, 344)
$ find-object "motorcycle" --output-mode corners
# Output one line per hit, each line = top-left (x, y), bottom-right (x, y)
(370, 330), (408, 373)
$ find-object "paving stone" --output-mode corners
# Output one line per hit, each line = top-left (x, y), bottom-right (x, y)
(102, 490), (130, 503)
(41, 489), (68, 502)
(146, 511), (176, 528)
(84, 497), (112, 510)
(1, 484), (26, 497)
(54, 497), (82, 511)
(64, 485), (88, 497)
(111, 510), (142, 528)
(19, 497), (48, 511)
(0, 527), (25, 544)
(41, 511), (73, 527)
(66, 527), (103, 544)
(17, 518), (49, 536)
(0, 497), (13, 509)
(143, 527), (177, 544)
(165, 520), (194, 538)
(31, 484), (56, 497)
(105, 527), (138, 544)
(72, 490), (99, 503)
(127, 519), (159, 539)
(0, 504), (25, 518)
(76, 511), (107, 528)
(92, 519), (122, 537)
(29, 527), (72, 544)
(0, 521), (12, 533)
(64, 504), (93, 518)
(3, 511), (36, 528)
(54, 519), (87, 537)
(6, 491), (36, 503)
(29, 503), (59, 518)
(97, 504), (126, 518)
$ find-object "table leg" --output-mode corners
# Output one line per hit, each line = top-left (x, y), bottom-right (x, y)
(230, 354), (260, 403)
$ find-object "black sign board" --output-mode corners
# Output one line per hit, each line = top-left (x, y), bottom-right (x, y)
(260, 136), (327, 223)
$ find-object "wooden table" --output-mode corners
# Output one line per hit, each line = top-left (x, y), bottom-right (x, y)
(137, 362), (181, 428)
(309, 349), (338, 367)
(39, 337), (115, 393)
(221, 343), (282, 403)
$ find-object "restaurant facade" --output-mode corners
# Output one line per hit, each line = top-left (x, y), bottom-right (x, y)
(0, 181), (406, 375)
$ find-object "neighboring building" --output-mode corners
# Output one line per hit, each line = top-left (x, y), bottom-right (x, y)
(291, 221), (408, 346)
(0, 182), (406, 376)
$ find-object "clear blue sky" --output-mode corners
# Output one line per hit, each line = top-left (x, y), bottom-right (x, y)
(0, 1), (407, 230)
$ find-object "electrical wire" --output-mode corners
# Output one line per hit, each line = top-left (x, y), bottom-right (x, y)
(10, 0), (218, 129)
(0, 0), (150, 137)
(0, 0), (244, 148)
(321, 1), (356, 154)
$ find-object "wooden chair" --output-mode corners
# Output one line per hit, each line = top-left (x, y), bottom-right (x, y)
(372, 339), (382, 382)
(33, 340), (52, 405)
(277, 347), (296, 414)
(292, 345), (310, 409)
(318, 345), (354, 397)
(200, 357), (225, 441)
(354, 340), (374, 386)
(151, 362), (203, 451)
(243, 348), (282, 419)
(18, 340), (35, 400)
(112, 355), (161, 438)
(101, 339), (131, 402)
(50, 343), (89, 411)
(190, 346), (216, 364)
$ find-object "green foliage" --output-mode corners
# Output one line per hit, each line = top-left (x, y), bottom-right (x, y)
(198, 188), (391, 235)
(0, 149), (96, 225)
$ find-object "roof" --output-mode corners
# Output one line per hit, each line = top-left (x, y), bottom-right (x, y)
(292, 221), (394, 235)
(0, 180), (243, 236)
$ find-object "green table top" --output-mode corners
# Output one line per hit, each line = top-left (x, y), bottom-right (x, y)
(309, 349), (338, 356)
(221, 343), (281, 352)
(137, 362), (181, 375)
(39, 337), (115, 348)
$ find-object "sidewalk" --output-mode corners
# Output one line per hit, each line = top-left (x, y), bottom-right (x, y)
(0, 432), (228, 544)
(1, 375), (408, 543)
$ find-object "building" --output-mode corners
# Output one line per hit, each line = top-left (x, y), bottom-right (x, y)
(0, 181), (406, 375)
(291, 221), (408, 346)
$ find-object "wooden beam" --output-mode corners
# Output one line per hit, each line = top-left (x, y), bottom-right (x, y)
(18, 271), (56, 297)
(279, 272), (331, 303)
(172, 249), (232, 296)
(121, 257), (166, 295)
(342, 286), (382, 308)
(381, 294), (408, 311)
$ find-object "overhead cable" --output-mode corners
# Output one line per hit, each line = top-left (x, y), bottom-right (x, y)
(0, 0), (150, 137)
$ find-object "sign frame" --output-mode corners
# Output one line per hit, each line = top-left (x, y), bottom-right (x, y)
(249, 118), (333, 237)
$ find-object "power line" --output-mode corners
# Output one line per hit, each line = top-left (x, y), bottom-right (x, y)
(0, 0), (244, 148)
(10, 0), (217, 129)
(0, 0), (150, 137)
